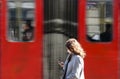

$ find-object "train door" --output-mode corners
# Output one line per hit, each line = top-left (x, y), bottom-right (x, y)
(1, 0), (43, 79)
(78, 0), (119, 79)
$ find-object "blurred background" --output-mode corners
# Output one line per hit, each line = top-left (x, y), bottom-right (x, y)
(44, 0), (78, 79)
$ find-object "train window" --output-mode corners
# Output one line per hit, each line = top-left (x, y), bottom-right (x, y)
(86, 0), (113, 42)
(7, 0), (35, 42)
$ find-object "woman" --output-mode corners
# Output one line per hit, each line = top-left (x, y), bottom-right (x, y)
(59, 38), (86, 79)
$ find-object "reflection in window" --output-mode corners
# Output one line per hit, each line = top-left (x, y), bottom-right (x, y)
(86, 0), (113, 42)
(7, 1), (35, 42)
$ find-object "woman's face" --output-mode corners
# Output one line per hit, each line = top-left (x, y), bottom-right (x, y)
(68, 47), (75, 54)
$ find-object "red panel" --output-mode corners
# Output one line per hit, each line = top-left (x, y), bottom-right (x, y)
(78, 0), (119, 79)
(1, 0), (43, 79)
(118, 0), (120, 78)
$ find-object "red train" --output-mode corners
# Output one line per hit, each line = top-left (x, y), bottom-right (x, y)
(0, 0), (120, 79)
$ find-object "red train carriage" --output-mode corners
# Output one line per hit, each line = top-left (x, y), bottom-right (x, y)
(0, 0), (120, 79)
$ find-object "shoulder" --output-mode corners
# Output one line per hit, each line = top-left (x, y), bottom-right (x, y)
(73, 54), (82, 59)
(72, 54), (83, 63)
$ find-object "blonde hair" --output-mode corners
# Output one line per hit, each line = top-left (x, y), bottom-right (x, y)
(65, 38), (86, 58)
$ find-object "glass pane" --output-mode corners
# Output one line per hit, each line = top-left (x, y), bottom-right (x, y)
(86, 0), (113, 42)
(7, 0), (35, 42)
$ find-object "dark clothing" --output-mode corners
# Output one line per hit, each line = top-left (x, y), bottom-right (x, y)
(22, 29), (34, 41)
(100, 32), (112, 42)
